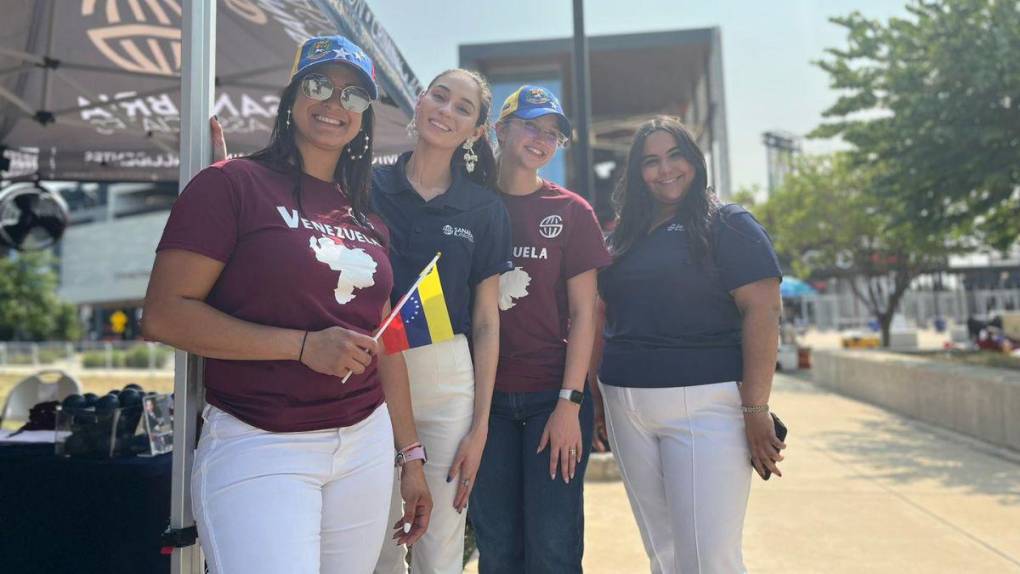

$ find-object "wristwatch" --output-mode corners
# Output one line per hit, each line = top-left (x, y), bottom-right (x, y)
(395, 443), (427, 467)
(558, 388), (583, 405)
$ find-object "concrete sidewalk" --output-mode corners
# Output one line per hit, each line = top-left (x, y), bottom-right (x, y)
(470, 373), (1020, 572)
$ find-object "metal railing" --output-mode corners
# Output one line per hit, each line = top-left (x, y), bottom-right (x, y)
(0, 341), (174, 370)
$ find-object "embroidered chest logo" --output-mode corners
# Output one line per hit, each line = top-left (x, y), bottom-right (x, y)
(538, 215), (563, 239)
(443, 225), (475, 243)
(308, 237), (378, 305)
(667, 223), (685, 232)
(498, 267), (532, 311)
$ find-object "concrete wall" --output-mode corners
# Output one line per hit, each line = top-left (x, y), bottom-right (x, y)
(813, 350), (1020, 452)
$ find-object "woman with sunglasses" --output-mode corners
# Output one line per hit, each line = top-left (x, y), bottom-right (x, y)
(593, 116), (785, 573)
(210, 66), (510, 574)
(468, 86), (611, 573)
(372, 68), (511, 574)
(145, 36), (429, 574)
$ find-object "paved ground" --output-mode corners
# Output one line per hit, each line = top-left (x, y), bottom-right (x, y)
(468, 372), (1020, 573)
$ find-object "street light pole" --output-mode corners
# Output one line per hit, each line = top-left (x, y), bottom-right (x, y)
(571, 0), (594, 201)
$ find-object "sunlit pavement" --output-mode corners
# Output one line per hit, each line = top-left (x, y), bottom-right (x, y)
(468, 372), (1020, 573)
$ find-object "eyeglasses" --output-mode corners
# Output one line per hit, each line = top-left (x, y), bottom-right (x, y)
(514, 119), (569, 148)
(300, 73), (373, 113)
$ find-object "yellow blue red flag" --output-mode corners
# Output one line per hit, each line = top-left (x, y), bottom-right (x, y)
(380, 254), (454, 354)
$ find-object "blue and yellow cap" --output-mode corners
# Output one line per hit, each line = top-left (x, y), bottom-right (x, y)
(498, 86), (571, 136)
(290, 35), (378, 100)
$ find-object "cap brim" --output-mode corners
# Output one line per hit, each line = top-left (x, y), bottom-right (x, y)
(512, 108), (572, 138)
(295, 61), (378, 101)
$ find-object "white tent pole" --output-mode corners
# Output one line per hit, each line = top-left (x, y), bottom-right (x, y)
(171, 2), (215, 573)
(0, 46), (46, 65)
(0, 85), (37, 116)
(42, 0), (57, 112)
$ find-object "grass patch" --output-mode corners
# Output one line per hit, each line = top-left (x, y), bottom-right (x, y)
(904, 350), (1020, 371)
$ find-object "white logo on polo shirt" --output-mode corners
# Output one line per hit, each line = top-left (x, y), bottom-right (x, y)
(538, 215), (563, 239)
(498, 267), (532, 311)
(667, 223), (685, 232)
(308, 236), (377, 304)
(443, 225), (475, 243)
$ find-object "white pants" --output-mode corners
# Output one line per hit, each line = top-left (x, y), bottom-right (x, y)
(601, 381), (751, 574)
(192, 403), (394, 574)
(375, 334), (475, 574)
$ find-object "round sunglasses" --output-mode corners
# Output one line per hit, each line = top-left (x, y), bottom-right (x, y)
(300, 73), (372, 113)
(514, 119), (570, 148)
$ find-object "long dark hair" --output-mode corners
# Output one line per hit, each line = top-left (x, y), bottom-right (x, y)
(610, 116), (719, 262)
(248, 70), (375, 221)
(425, 69), (497, 188)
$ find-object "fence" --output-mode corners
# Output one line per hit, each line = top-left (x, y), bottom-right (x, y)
(0, 341), (174, 371)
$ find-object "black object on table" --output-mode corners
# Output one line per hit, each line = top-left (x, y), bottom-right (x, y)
(0, 443), (172, 574)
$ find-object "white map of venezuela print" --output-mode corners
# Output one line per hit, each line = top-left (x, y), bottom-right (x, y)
(308, 236), (377, 304)
(499, 267), (532, 311)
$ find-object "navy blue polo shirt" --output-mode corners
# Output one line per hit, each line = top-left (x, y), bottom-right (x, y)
(372, 152), (513, 335)
(598, 204), (782, 388)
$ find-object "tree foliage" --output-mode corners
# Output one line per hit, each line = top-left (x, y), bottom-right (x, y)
(0, 251), (80, 341)
(757, 154), (954, 345)
(813, 0), (1020, 250)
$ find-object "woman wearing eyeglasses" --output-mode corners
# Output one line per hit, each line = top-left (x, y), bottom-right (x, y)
(143, 36), (429, 574)
(371, 69), (512, 574)
(467, 86), (611, 573)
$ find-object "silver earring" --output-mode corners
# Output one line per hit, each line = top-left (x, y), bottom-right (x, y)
(406, 119), (418, 140)
(347, 132), (371, 161)
(285, 109), (292, 129)
(462, 138), (478, 173)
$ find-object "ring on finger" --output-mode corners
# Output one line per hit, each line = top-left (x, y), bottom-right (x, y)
(461, 479), (470, 486)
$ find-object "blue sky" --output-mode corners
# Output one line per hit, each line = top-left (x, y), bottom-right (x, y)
(370, 0), (908, 193)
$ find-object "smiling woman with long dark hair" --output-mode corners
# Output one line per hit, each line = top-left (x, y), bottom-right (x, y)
(592, 115), (787, 574)
(142, 35), (429, 574)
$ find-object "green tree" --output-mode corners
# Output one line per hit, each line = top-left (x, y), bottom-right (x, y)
(758, 154), (955, 346)
(813, 0), (1020, 250)
(0, 251), (80, 341)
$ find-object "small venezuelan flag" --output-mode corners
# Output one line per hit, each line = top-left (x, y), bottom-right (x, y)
(380, 254), (454, 354)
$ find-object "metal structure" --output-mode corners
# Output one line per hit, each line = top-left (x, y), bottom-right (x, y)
(762, 130), (801, 197)
(571, 0), (594, 200)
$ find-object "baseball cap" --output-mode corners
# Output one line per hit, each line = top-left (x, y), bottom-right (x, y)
(290, 35), (378, 100)
(498, 86), (571, 136)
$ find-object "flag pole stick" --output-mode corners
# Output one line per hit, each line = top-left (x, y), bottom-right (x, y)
(340, 252), (441, 383)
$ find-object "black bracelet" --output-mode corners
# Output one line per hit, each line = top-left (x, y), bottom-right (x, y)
(298, 330), (309, 363)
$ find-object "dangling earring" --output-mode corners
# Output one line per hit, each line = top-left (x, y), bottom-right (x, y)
(406, 119), (418, 140)
(462, 138), (478, 173)
(347, 132), (371, 161)
(285, 109), (292, 129)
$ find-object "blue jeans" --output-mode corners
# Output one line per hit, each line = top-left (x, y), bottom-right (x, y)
(469, 389), (594, 574)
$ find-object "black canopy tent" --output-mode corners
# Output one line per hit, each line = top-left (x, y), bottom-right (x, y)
(0, 2), (422, 572)
(0, 0), (420, 183)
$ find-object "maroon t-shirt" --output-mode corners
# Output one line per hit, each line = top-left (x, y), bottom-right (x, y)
(156, 159), (392, 432)
(495, 182), (612, 392)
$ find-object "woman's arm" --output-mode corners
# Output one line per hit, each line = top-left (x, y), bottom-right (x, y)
(587, 295), (608, 452)
(142, 249), (377, 377)
(377, 302), (431, 546)
(448, 274), (500, 512)
(467, 274), (501, 435)
(732, 277), (786, 478)
(538, 269), (598, 482)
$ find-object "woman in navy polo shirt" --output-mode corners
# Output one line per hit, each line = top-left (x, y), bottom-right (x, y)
(372, 69), (512, 574)
(594, 116), (786, 573)
(145, 36), (429, 574)
(469, 86), (611, 573)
